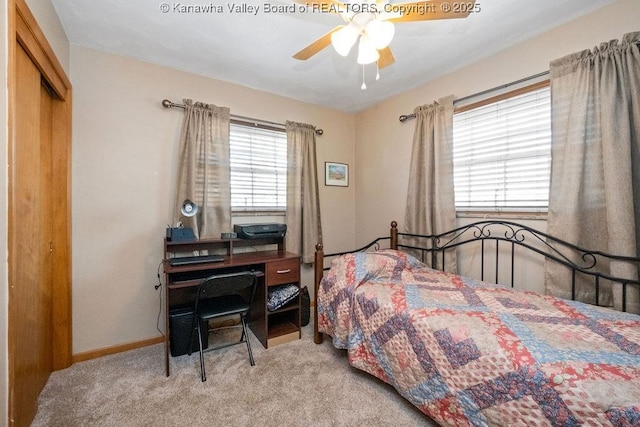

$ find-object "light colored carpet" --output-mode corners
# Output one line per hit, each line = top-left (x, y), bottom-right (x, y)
(32, 323), (437, 426)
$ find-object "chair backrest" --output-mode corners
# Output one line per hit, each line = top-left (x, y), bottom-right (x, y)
(194, 271), (257, 311)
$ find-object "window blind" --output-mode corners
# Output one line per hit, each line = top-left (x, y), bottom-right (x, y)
(452, 86), (551, 211)
(229, 123), (287, 211)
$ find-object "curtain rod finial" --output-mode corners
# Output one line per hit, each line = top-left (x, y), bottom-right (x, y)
(399, 113), (416, 123)
(162, 99), (173, 109)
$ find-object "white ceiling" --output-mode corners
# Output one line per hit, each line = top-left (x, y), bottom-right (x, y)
(50, 0), (613, 113)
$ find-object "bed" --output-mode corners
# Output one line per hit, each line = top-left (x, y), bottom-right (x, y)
(313, 221), (640, 426)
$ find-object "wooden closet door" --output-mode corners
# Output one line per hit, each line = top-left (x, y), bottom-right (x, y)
(9, 43), (55, 427)
(9, 1), (73, 425)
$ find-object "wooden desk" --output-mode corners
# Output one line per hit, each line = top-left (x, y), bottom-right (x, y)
(163, 236), (301, 376)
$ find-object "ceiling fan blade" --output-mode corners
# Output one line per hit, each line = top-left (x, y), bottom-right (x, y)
(388, 0), (476, 22)
(377, 46), (395, 69)
(293, 26), (344, 60)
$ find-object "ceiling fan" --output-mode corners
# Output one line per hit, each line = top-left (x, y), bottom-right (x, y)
(293, 0), (477, 69)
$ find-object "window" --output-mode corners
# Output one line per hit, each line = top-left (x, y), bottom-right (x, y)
(453, 85), (551, 212)
(229, 123), (287, 212)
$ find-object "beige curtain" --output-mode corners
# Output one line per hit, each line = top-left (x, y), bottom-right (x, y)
(546, 32), (640, 312)
(285, 121), (323, 263)
(174, 99), (231, 239)
(404, 95), (457, 272)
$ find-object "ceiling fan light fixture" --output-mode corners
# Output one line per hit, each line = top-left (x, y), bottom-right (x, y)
(365, 20), (395, 50)
(357, 35), (380, 65)
(331, 24), (359, 57)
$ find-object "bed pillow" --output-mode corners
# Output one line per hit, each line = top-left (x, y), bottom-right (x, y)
(352, 249), (418, 280)
(321, 249), (425, 294)
(267, 283), (300, 312)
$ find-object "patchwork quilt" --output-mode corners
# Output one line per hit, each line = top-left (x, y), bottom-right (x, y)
(317, 249), (640, 426)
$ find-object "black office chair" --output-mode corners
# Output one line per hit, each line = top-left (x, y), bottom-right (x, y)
(188, 271), (257, 381)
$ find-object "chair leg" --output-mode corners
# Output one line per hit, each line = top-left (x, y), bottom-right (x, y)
(197, 320), (206, 382)
(240, 315), (255, 366)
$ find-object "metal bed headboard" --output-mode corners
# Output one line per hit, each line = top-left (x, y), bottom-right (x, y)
(315, 220), (640, 312)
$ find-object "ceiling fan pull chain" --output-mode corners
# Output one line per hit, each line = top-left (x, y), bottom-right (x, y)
(361, 65), (367, 90)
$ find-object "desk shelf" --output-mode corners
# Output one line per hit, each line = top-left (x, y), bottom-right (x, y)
(267, 319), (300, 347)
(269, 302), (299, 315)
(249, 256), (301, 350)
(165, 236), (285, 257)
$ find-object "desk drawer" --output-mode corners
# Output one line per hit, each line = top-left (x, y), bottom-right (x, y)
(266, 258), (300, 286)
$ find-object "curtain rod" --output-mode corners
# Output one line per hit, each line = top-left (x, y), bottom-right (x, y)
(161, 99), (324, 135)
(398, 70), (550, 123)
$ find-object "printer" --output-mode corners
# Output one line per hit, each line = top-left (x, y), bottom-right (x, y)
(234, 223), (287, 239)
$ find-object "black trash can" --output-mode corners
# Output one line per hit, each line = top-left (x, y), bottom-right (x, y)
(169, 306), (209, 357)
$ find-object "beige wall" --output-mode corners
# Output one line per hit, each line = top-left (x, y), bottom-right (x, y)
(11, 0), (640, 359)
(70, 45), (356, 353)
(354, 0), (640, 290)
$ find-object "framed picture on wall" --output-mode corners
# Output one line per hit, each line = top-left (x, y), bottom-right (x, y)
(325, 162), (349, 187)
